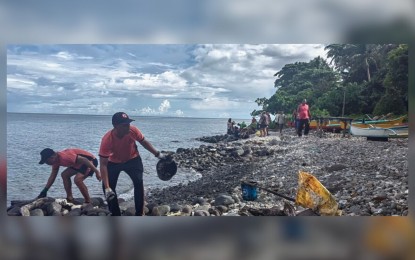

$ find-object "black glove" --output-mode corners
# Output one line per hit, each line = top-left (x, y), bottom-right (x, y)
(38, 188), (48, 198)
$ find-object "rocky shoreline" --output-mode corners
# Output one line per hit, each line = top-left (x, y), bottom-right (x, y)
(8, 128), (408, 216)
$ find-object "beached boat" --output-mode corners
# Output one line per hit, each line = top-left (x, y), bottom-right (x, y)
(309, 119), (344, 132)
(351, 116), (406, 128)
(350, 124), (408, 138)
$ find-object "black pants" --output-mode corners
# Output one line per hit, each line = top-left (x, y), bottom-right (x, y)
(103, 156), (144, 216)
(297, 119), (310, 136)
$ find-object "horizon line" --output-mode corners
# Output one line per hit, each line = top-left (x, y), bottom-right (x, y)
(7, 111), (252, 121)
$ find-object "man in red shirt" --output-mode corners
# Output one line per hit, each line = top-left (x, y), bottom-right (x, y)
(38, 148), (101, 204)
(297, 99), (311, 137)
(99, 112), (165, 216)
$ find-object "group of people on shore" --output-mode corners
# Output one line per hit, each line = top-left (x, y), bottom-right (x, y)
(37, 112), (165, 216)
(228, 99), (311, 138)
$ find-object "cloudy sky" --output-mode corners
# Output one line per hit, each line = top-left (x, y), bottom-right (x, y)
(7, 44), (327, 118)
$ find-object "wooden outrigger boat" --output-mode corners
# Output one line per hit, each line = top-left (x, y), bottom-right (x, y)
(350, 124), (408, 138)
(351, 116), (406, 128)
(308, 119), (342, 132)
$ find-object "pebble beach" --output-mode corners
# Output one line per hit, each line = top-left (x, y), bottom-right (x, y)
(143, 128), (408, 216)
(8, 128), (408, 216)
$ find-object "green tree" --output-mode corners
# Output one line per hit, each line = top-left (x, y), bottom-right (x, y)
(382, 44), (408, 111)
(253, 44), (407, 118)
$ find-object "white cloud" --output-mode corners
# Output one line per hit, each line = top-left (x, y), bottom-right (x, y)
(190, 97), (239, 110)
(152, 94), (177, 98)
(7, 77), (36, 90)
(175, 110), (184, 116)
(218, 112), (230, 118)
(7, 44), (328, 118)
(158, 99), (171, 113)
(52, 51), (73, 60)
(138, 106), (158, 115)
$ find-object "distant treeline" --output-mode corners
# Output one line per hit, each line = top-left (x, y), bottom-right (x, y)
(252, 44), (408, 118)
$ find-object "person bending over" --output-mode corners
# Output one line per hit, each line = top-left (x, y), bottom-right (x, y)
(38, 148), (101, 204)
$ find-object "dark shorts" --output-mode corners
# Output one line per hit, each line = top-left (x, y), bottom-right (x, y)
(259, 123), (267, 129)
(70, 158), (98, 177)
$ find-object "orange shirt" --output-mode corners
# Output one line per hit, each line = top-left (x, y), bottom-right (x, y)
(99, 125), (144, 163)
(52, 148), (96, 171)
(297, 104), (310, 119)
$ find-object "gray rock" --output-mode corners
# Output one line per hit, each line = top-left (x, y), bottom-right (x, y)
(193, 197), (207, 205)
(46, 202), (62, 216)
(169, 203), (182, 213)
(214, 195), (235, 206)
(66, 208), (82, 216)
(215, 205), (228, 213)
(81, 203), (95, 213)
(30, 208), (44, 216)
(181, 205), (192, 215)
(124, 207), (136, 216)
(223, 213), (240, 216)
(349, 205), (361, 215)
(194, 210), (210, 216)
(91, 197), (105, 207)
(152, 205), (170, 216)
(86, 208), (111, 216)
(7, 206), (22, 216)
(372, 192), (388, 202)
(208, 208), (221, 216)
(195, 204), (211, 212)
(146, 203), (157, 214)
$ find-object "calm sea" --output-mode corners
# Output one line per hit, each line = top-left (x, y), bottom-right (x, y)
(7, 113), (250, 205)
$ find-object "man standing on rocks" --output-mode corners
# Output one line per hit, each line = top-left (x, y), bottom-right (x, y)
(258, 111), (267, 137)
(265, 111), (271, 136)
(297, 99), (311, 137)
(99, 112), (166, 216)
(275, 111), (286, 134)
(37, 148), (101, 205)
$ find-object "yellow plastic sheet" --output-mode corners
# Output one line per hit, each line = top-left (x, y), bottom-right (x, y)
(295, 171), (341, 216)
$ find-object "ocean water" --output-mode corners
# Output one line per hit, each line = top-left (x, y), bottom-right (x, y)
(7, 113), (250, 205)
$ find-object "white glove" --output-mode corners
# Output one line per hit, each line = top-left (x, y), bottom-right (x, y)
(105, 188), (116, 201)
(156, 151), (166, 160)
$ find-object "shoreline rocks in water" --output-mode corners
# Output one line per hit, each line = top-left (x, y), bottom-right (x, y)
(8, 128), (408, 216)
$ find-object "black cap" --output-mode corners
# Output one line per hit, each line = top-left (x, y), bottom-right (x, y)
(112, 112), (135, 126)
(39, 148), (55, 164)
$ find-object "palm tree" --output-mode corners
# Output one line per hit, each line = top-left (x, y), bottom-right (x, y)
(325, 44), (381, 82)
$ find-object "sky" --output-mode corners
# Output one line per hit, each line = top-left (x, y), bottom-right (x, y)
(7, 44), (327, 119)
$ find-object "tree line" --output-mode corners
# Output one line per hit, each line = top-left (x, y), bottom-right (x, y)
(252, 44), (408, 118)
